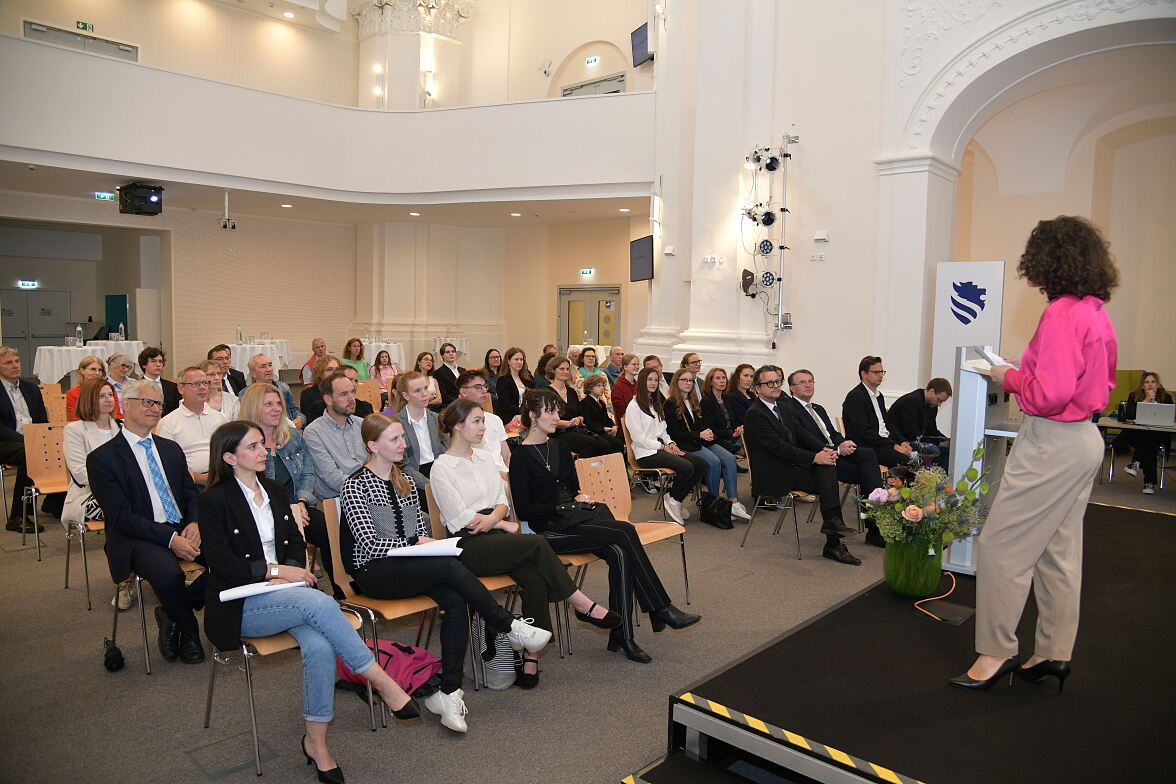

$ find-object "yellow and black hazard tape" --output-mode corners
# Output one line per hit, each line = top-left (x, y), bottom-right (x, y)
(676, 692), (926, 784)
(619, 775), (650, 784)
(1089, 501), (1176, 517)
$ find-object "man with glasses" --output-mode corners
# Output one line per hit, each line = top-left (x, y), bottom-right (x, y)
(678, 353), (704, 403)
(888, 379), (952, 469)
(137, 346), (181, 416)
(0, 346), (48, 532)
(88, 379), (205, 664)
(842, 355), (915, 470)
(787, 369), (885, 547)
(744, 365), (861, 565)
(455, 369), (510, 469)
(207, 344), (246, 395)
(156, 367), (228, 487)
(246, 354), (303, 428)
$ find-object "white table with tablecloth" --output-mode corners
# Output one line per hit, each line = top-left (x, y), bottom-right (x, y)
(85, 340), (146, 364)
(229, 340), (293, 373)
(34, 345), (110, 385)
(432, 336), (470, 362)
(362, 341), (406, 369)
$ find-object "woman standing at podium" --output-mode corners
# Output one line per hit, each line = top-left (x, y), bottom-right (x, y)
(952, 216), (1118, 693)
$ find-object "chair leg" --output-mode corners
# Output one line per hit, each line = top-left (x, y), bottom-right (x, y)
(792, 506), (803, 561)
(740, 497), (760, 547)
(203, 652), (220, 728)
(136, 577), (152, 675)
(240, 645), (263, 776)
(80, 527), (93, 611)
(678, 532), (690, 604)
(0, 466), (7, 521)
(64, 526), (74, 589)
(32, 490), (42, 562)
(466, 609), (481, 692)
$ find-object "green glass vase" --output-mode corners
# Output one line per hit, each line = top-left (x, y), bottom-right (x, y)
(883, 538), (942, 598)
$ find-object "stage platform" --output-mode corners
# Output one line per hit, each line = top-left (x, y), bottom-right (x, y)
(627, 504), (1173, 784)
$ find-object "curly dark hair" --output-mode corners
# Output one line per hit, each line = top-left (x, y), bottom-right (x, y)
(1017, 216), (1119, 301)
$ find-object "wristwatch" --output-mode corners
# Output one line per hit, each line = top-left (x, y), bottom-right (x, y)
(269, 566), (280, 579)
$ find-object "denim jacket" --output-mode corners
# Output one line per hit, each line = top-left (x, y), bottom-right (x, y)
(267, 428), (317, 506)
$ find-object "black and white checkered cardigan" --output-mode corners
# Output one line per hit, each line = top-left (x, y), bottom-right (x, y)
(339, 466), (429, 570)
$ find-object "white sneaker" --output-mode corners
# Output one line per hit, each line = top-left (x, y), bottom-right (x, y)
(111, 584), (135, 611)
(730, 501), (751, 520)
(423, 688), (469, 733)
(663, 495), (685, 524)
(794, 492), (818, 503)
(1124, 461), (1140, 477)
(1142, 483), (1155, 495)
(681, 503), (691, 520)
(506, 617), (552, 653)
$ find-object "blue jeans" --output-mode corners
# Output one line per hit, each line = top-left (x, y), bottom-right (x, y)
(694, 443), (739, 499)
(238, 586), (375, 723)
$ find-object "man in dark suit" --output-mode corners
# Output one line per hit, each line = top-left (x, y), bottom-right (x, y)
(787, 368), (885, 547)
(137, 346), (181, 416)
(841, 355), (915, 469)
(434, 342), (465, 407)
(888, 378), (952, 469)
(0, 347), (48, 532)
(208, 344), (247, 395)
(88, 378), (205, 664)
(744, 364), (860, 565)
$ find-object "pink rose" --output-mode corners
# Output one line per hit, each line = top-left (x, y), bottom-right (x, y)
(901, 505), (924, 522)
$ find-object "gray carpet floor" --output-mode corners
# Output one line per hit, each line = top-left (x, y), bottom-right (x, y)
(0, 460), (1167, 784)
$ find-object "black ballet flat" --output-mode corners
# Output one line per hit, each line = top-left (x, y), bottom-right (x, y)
(607, 629), (652, 663)
(1016, 659), (1071, 694)
(573, 601), (622, 630)
(301, 735), (345, 784)
(516, 658), (540, 689)
(649, 604), (701, 633)
(949, 656), (1020, 691)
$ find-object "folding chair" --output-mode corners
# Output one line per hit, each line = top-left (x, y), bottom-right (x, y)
(21, 423), (71, 561)
(618, 418), (674, 516)
(355, 379), (382, 413)
(43, 393), (67, 425)
(64, 516), (105, 610)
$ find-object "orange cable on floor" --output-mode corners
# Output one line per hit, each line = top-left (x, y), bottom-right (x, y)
(914, 570), (957, 622)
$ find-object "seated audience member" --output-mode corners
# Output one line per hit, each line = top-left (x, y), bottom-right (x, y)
(726, 363), (757, 426)
(199, 421), (417, 782)
(625, 368), (708, 525)
(664, 369), (748, 520)
(67, 355), (119, 421)
(643, 355), (672, 398)
(396, 371), (446, 485)
(413, 351), (443, 410)
(533, 351), (557, 390)
(237, 382), (338, 591)
(138, 346), (181, 416)
(434, 342), (465, 406)
(571, 347), (611, 402)
(787, 368), (885, 546)
(200, 360), (239, 420)
(300, 337), (328, 385)
(208, 344), (247, 395)
(247, 354), (303, 428)
(431, 398), (619, 687)
(455, 369), (510, 468)
(0, 346), (48, 533)
(701, 367), (744, 456)
(604, 346), (626, 385)
(566, 346), (581, 368)
(541, 343), (557, 356)
(339, 365), (375, 419)
(481, 348), (502, 408)
(106, 352), (135, 407)
(304, 373), (369, 501)
(300, 354), (342, 426)
(341, 413), (551, 733)
(888, 378), (952, 468)
(88, 379), (206, 663)
(156, 366), (229, 487)
(611, 354), (641, 419)
(841, 355), (915, 469)
(580, 374), (627, 458)
(370, 350), (399, 409)
(494, 346), (534, 422)
(545, 357), (624, 459)
(514, 388), (699, 664)
(341, 337), (370, 381)
(678, 353), (704, 403)
(1121, 371), (1172, 495)
(63, 379), (121, 529)
(745, 365), (860, 565)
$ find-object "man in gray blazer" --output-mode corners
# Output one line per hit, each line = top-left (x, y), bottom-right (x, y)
(396, 370), (448, 486)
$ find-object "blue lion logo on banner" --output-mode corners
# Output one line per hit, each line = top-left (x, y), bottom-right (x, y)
(950, 281), (986, 325)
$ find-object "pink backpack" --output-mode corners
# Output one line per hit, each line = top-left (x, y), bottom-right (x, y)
(336, 640), (441, 695)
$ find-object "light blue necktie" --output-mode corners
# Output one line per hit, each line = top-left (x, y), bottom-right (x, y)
(138, 438), (182, 523)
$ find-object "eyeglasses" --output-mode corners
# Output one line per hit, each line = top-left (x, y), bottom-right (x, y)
(868, 369), (887, 376)
(756, 379), (784, 388)
(462, 384), (488, 392)
(126, 397), (163, 408)
(687, 360), (702, 365)
(180, 380), (210, 387)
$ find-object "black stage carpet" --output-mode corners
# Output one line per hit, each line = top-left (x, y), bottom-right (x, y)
(685, 505), (1174, 784)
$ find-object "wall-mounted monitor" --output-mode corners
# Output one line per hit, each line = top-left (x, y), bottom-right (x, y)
(630, 235), (654, 282)
(632, 23), (653, 67)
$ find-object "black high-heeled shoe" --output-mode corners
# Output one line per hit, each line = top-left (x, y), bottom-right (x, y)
(378, 692), (420, 722)
(1016, 659), (1071, 693)
(574, 601), (622, 629)
(301, 735), (345, 784)
(948, 656), (1021, 691)
(607, 629), (652, 663)
(649, 604), (701, 633)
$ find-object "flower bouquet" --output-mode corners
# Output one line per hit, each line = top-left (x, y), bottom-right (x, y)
(862, 445), (990, 597)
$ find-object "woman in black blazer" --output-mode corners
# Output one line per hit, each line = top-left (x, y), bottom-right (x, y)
(700, 367), (744, 456)
(199, 421), (417, 784)
(544, 356), (623, 458)
(726, 363), (757, 426)
(433, 342), (464, 407)
(663, 369), (747, 518)
(493, 346), (534, 421)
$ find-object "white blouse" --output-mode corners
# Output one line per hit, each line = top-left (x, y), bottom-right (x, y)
(624, 398), (673, 460)
(429, 451), (509, 535)
(236, 477), (277, 565)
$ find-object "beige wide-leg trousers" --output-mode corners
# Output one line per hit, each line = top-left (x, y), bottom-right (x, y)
(975, 415), (1103, 661)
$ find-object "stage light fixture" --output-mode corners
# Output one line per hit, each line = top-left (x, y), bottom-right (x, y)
(746, 146), (781, 173)
(742, 204), (776, 227)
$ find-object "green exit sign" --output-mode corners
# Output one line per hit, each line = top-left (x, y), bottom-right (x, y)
(94, 192), (116, 201)
(76, 21), (94, 32)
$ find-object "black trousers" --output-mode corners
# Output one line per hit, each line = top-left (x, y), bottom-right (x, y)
(872, 444), (910, 469)
(789, 463), (844, 527)
(0, 440), (30, 520)
(554, 428), (624, 459)
(1128, 430), (1171, 484)
(542, 519), (671, 641)
(635, 450), (708, 502)
(456, 531), (578, 632)
(128, 539), (205, 634)
(836, 447), (883, 494)
(356, 555), (514, 692)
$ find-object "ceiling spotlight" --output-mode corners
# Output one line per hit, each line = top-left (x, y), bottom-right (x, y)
(283, 11), (295, 19)
(280, 204), (293, 208)
(408, 212), (421, 217)
(510, 212), (522, 217)
(747, 146), (781, 172)
(742, 204), (776, 227)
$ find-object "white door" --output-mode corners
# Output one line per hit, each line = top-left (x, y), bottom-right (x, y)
(556, 287), (620, 352)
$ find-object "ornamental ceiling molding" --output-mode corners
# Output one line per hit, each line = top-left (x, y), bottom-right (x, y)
(348, 0), (472, 40)
(900, 0), (1175, 151)
(898, 0), (1008, 88)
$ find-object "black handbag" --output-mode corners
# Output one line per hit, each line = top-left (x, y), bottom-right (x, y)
(548, 496), (615, 533)
(698, 492), (734, 530)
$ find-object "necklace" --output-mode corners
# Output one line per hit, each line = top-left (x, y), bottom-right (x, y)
(529, 440), (552, 472)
